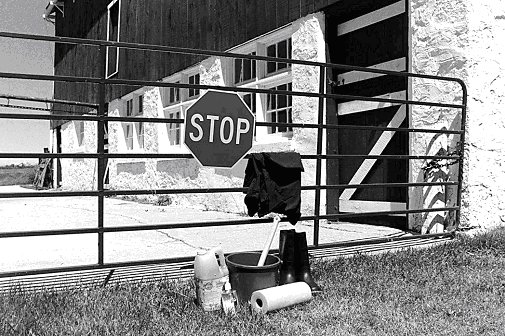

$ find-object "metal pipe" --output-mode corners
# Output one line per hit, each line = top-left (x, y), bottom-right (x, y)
(97, 45), (106, 265)
(0, 70), (465, 110)
(455, 82), (468, 229)
(313, 65), (325, 246)
(0, 93), (97, 108)
(0, 32), (466, 88)
(0, 257), (194, 279)
(0, 111), (464, 135)
(0, 230), (454, 279)
(0, 31), (467, 281)
(0, 182), (459, 199)
(0, 104), (93, 115)
(0, 207), (459, 239)
(0, 153), (460, 160)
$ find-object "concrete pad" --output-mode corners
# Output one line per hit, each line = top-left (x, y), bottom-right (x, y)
(0, 185), (405, 273)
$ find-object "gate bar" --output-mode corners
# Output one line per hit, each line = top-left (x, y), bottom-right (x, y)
(0, 153), (460, 160)
(97, 45), (106, 265)
(0, 230), (455, 279)
(0, 32), (466, 89)
(0, 70), (465, 110)
(0, 93), (98, 108)
(0, 207), (459, 239)
(0, 182), (459, 199)
(313, 65), (326, 246)
(0, 31), (467, 280)
(0, 112), (464, 135)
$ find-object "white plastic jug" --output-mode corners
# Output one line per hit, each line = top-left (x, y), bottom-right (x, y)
(194, 245), (229, 311)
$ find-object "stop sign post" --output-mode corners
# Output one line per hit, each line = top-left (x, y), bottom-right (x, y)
(184, 90), (255, 168)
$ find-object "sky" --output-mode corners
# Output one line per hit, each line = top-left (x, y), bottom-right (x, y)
(0, 0), (55, 165)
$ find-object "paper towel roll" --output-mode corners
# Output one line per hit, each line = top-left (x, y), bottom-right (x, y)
(250, 282), (312, 314)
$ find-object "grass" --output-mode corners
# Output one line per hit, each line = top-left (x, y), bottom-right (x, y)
(2, 228), (505, 335)
(0, 165), (36, 186)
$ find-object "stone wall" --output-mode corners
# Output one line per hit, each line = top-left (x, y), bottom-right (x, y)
(464, 1), (505, 229)
(409, 0), (505, 230)
(291, 13), (326, 217)
(107, 88), (164, 200)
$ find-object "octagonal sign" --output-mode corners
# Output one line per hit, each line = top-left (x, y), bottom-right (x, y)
(184, 90), (255, 168)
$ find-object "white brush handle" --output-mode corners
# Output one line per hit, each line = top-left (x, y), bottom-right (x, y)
(257, 215), (281, 266)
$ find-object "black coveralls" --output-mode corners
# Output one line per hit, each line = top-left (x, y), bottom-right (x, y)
(243, 152), (304, 225)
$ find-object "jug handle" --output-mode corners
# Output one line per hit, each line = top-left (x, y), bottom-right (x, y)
(214, 245), (226, 267)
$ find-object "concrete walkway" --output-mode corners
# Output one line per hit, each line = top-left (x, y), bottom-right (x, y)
(0, 185), (407, 273)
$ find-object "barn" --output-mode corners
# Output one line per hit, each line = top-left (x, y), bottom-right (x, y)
(45, 0), (505, 233)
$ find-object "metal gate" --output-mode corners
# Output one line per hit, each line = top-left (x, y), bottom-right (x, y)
(0, 32), (466, 289)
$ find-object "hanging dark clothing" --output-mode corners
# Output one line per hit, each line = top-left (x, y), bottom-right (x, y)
(243, 152), (304, 225)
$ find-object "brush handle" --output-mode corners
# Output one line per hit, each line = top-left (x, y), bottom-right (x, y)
(257, 215), (281, 266)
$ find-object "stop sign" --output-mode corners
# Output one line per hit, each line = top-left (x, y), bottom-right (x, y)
(184, 90), (255, 168)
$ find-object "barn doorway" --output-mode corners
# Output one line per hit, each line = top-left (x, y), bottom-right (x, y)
(325, 0), (409, 229)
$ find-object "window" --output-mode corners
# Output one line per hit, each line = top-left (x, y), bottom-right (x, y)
(159, 72), (198, 149)
(267, 38), (292, 74)
(235, 52), (256, 84)
(188, 73), (200, 98)
(242, 93), (256, 116)
(126, 98), (133, 117)
(125, 124), (133, 150)
(267, 83), (293, 135)
(169, 85), (180, 104)
(242, 93), (256, 137)
(75, 121), (85, 146)
(106, 0), (120, 78)
(170, 86), (180, 103)
(136, 95), (144, 148)
(160, 83), (180, 107)
(229, 27), (294, 141)
(127, 95), (142, 117)
(136, 122), (144, 148)
(137, 95), (143, 116)
(124, 95), (143, 149)
(167, 110), (181, 146)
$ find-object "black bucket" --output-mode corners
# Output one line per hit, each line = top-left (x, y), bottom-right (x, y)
(225, 252), (281, 303)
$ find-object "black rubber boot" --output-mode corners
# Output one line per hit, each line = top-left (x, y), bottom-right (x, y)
(294, 231), (322, 293)
(278, 229), (297, 285)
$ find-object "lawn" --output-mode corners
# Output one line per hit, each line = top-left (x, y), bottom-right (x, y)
(0, 165), (36, 186)
(1, 228), (505, 335)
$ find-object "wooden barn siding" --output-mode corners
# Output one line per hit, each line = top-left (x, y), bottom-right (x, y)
(51, 0), (336, 123)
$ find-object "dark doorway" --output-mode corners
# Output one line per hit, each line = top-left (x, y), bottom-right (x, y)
(325, 0), (409, 228)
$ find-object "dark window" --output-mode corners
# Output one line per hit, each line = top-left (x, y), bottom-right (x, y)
(136, 122), (144, 148)
(234, 52), (256, 84)
(168, 111), (181, 146)
(267, 83), (293, 134)
(75, 121), (85, 146)
(242, 93), (256, 137)
(169, 84), (180, 104)
(266, 38), (292, 75)
(106, 0), (120, 78)
(242, 93), (256, 114)
(137, 95), (143, 116)
(160, 83), (180, 107)
(126, 99), (133, 117)
(125, 124), (133, 150)
(188, 74), (200, 98)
